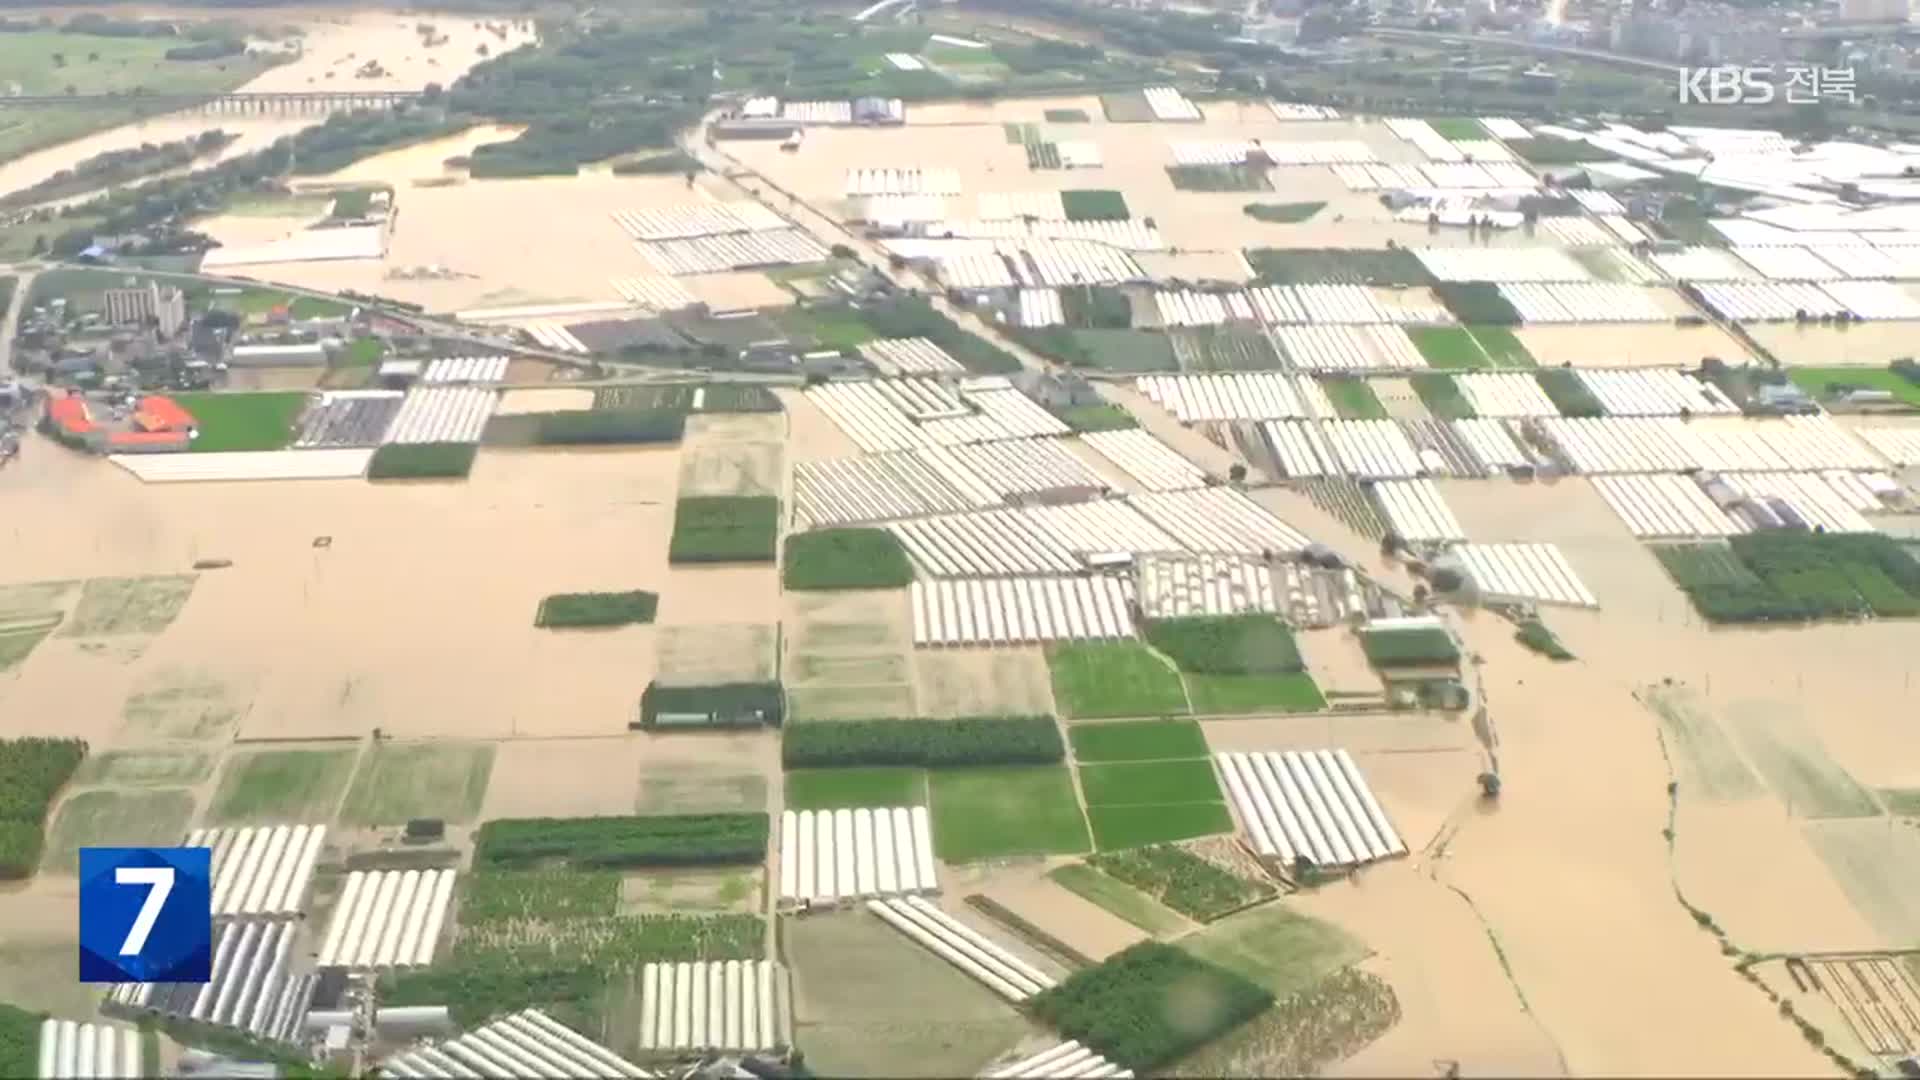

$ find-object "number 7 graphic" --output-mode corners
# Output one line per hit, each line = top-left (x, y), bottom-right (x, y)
(115, 866), (175, 956)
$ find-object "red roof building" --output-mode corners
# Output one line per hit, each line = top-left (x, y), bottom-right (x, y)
(46, 395), (94, 435)
(107, 430), (190, 450)
(133, 395), (196, 433)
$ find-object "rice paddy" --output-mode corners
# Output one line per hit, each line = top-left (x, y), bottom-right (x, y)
(929, 765), (1090, 861)
(1046, 642), (1190, 719)
(206, 747), (359, 825)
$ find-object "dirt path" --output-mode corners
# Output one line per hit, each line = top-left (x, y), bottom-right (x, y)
(1, 268), (33, 378)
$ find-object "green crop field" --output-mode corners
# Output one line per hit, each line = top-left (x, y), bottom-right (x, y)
(1469, 326), (1536, 368)
(1087, 798), (1234, 850)
(1323, 378), (1387, 419)
(1409, 372), (1477, 419)
(778, 306), (876, 349)
(71, 749), (213, 788)
(1031, 942), (1272, 1070)
(1069, 329), (1179, 372)
(368, 442), (477, 480)
(1166, 165), (1273, 192)
(1407, 327), (1487, 370)
(1069, 719), (1208, 763)
(783, 528), (913, 590)
(1536, 368), (1606, 417)
(1242, 201), (1326, 224)
(1062, 189), (1130, 221)
(1426, 117), (1487, 139)
(1045, 108), (1090, 123)
(929, 766), (1089, 861)
(171, 392), (307, 452)
(669, 496), (779, 564)
(784, 766), (926, 810)
(43, 789), (194, 873)
(1053, 404), (1138, 432)
(206, 747), (358, 825)
(1047, 862), (1188, 934)
(1360, 626), (1460, 668)
(1178, 902), (1367, 1000)
(1087, 844), (1273, 922)
(1435, 282), (1521, 325)
(1787, 366), (1920, 407)
(534, 590), (658, 628)
(1079, 760), (1223, 806)
(338, 741), (495, 826)
(1186, 673), (1327, 714)
(1047, 642), (1189, 719)
(340, 338), (386, 366)
(1145, 615), (1302, 676)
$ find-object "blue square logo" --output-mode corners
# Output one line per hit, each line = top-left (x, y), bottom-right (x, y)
(78, 847), (212, 984)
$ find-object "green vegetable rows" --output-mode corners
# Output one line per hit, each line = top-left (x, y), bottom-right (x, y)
(368, 442), (477, 480)
(534, 409), (686, 445)
(0, 737), (87, 878)
(0, 1002), (39, 1078)
(1662, 532), (1920, 624)
(782, 715), (1064, 768)
(668, 496), (779, 564)
(458, 869), (620, 923)
(1086, 845), (1273, 921)
(1029, 941), (1273, 1069)
(534, 590), (659, 628)
(1144, 615), (1303, 675)
(474, 814), (769, 868)
(782, 528), (914, 590)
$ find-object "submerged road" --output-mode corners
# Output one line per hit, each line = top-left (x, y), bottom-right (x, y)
(0, 268), (34, 379)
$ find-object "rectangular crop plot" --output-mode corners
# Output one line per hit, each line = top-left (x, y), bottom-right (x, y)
(1085, 845), (1273, 922)
(669, 496), (779, 564)
(1070, 719), (1208, 763)
(1061, 190), (1129, 222)
(784, 528), (914, 590)
(929, 766), (1090, 861)
(535, 590), (659, 628)
(1086, 802), (1235, 851)
(1727, 700), (1879, 819)
(1047, 642), (1189, 719)
(1408, 327), (1487, 370)
(1178, 903), (1365, 999)
(172, 392), (307, 453)
(1030, 941), (1272, 1070)
(1047, 863), (1188, 935)
(60, 575), (196, 637)
(338, 741), (496, 826)
(476, 813), (771, 868)
(207, 747), (358, 825)
(1144, 615), (1302, 675)
(1186, 673), (1326, 714)
(1079, 760), (1223, 806)
(1469, 326), (1536, 368)
(42, 789), (195, 873)
(785, 767), (927, 810)
(1166, 165), (1273, 192)
(1068, 329), (1178, 372)
(1360, 625), (1460, 667)
(71, 749), (214, 788)
(1246, 249), (1435, 288)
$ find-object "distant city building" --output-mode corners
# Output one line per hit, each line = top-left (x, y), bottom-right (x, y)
(103, 282), (187, 338)
(1839, 0), (1909, 23)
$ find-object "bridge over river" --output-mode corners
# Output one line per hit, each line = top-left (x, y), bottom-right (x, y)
(0, 90), (425, 113)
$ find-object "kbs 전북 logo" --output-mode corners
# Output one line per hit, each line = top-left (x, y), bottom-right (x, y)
(78, 847), (213, 984)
